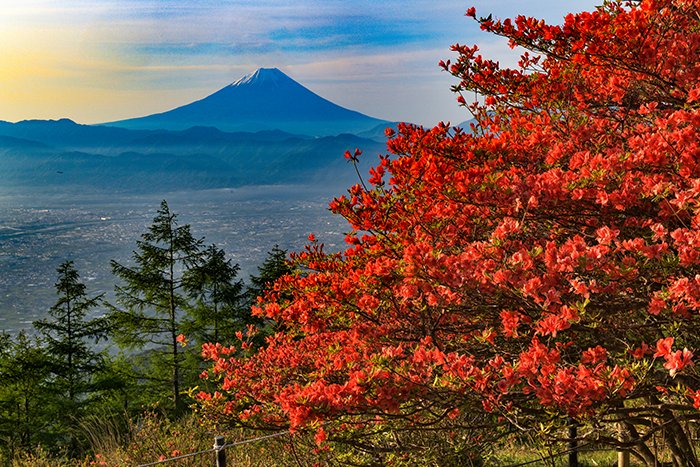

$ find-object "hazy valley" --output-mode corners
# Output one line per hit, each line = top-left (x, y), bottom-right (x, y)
(0, 185), (351, 332)
(0, 68), (389, 331)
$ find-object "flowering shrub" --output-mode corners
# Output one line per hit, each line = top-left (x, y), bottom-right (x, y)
(200, 0), (700, 464)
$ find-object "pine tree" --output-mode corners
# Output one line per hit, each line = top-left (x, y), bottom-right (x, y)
(247, 245), (293, 305)
(183, 244), (246, 345)
(109, 200), (202, 414)
(34, 261), (107, 407)
(33, 261), (108, 454)
(0, 332), (50, 460)
(241, 245), (295, 349)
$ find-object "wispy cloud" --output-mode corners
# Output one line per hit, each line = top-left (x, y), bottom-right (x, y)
(0, 0), (599, 125)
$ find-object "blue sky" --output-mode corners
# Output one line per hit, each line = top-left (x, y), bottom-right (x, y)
(0, 0), (599, 126)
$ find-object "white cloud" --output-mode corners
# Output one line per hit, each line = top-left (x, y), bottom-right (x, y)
(0, 0), (601, 124)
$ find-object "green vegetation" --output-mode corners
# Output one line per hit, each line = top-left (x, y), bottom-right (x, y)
(0, 331), (51, 460)
(0, 201), (290, 464)
(183, 244), (247, 346)
(33, 260), (112, 455)
(109, 200), (204, 414)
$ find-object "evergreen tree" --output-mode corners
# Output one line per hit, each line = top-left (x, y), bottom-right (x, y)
(33, 260), (108, 455)
(0, 332), (50, 460)
(183, 244), (246, 345)
(247, 245), (293, 305)
(243, 245), (295, 349)
(109, 200), (202, 414)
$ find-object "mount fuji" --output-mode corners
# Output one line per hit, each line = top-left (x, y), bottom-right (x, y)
(104, 68), (389, 136)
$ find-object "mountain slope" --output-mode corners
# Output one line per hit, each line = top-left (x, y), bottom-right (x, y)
(104, 68), (388, 136)
(0, 120), (385, 192)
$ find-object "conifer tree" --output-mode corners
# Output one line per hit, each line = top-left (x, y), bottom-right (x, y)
(109, 200), (202, 414)
(0, 332), (50, 460)
(239, 245), (295, 349)
(2, 261), (112, 458)
(34, 261), (108, 454)
(247, 245), (293, 304)
(34, 261), (107, 410)
(183, 244), (246, 345)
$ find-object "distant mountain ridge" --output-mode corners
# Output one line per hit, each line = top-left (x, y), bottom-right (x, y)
(104, 68), (389, 136)
(0, 118), (385, 192)
(0, 68), (397, 192)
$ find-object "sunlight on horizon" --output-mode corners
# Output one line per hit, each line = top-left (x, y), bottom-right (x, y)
(0, 0), (599, 126)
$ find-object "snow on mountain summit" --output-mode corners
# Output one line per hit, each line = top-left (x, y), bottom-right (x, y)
(230, 68), (288, 87)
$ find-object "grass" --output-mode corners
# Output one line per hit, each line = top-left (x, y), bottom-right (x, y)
(492, 446), (639, 467)
(7, 413), (671, 466)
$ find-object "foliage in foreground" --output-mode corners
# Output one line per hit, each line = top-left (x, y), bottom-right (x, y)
(0, 202), (288, 461)
(198, 0), (700, 465)
(11, 412), (324, 467)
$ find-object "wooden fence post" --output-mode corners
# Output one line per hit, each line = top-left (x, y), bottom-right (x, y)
(568, 417), (579, 467)
(617, 423), (630, 467)
(617, 449), (630, 467)
(214, 436), (226, 467)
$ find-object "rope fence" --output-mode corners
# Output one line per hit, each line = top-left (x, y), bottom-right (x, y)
(136, 429), (292, 467)
(135, 425), (634, 467)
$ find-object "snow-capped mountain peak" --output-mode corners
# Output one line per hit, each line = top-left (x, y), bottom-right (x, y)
(230, 67), (287, 87)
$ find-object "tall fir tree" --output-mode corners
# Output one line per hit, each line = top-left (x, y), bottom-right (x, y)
(109, 200), (202, 413)
(183, 244), (246, 345)
(0, 332), (50, 461)
(33, 260), (108, 455)
(247, 245), (293, 305)
(243, 245), (295, 349)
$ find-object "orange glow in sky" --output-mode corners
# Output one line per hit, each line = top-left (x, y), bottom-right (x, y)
(0, 1), (599, 126)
